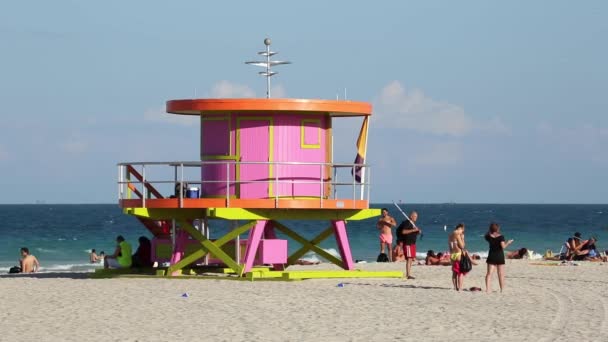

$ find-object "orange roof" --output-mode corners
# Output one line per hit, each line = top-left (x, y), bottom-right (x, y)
(166, 98), (372, 117)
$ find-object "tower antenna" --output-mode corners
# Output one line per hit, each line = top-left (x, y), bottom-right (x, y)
(245, 38), (291, 98)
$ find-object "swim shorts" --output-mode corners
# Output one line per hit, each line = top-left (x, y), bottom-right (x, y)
(105, 258), (126, 269)
(379, 234), (393, 244)
(452, 260), (468, 275)
(404, 244), (416, 259)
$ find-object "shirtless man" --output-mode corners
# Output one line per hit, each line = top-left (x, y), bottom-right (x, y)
(90, 249), (100, 263)
(20, 247), (40, 273)
(376, 208), (396, 260)
(448, 224), (466, 291)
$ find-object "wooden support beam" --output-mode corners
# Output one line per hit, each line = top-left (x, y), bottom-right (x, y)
(167, 248), (208, 276)
(241, 220), (267, 275)
(272, 221), (343, 268)
(167, 220), (256, 275)
(332, 220), (354, 270)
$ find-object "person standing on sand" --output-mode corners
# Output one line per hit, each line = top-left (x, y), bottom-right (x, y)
(396, 211), (422, 279)
(485, 222), (513, 293)
(376, 208), (396, 260)
(20, 247), (40, 273)
(448, 223), (467, 291)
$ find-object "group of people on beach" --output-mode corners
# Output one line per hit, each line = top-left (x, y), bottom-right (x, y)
(560, 232), (602, 261)
(101, 235), (153, 269)
(377, 208), (522, 292)
(8, 235), (153, 274)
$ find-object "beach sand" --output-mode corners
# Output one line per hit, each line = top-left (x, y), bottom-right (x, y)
(1, 260), (607, 342)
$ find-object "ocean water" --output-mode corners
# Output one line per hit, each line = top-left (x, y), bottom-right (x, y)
(1, 204), (607, 272)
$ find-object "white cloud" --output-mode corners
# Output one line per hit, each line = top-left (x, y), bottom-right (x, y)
(373, 81), (509, 137)
(144, 106), (198, 126)
(144, 81), (283, 125)
(374, 81), (472, 136)
(208, 80), (255, 98)
(412, 142), (464, 166)
(474, 117), (512, 135)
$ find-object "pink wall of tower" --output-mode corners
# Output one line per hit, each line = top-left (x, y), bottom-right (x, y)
(200, 112), (330, 199)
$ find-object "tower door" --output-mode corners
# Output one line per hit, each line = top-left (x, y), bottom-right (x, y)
(237, 117), (273, 198)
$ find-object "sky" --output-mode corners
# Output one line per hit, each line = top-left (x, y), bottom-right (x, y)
(0, 1), (606, 204)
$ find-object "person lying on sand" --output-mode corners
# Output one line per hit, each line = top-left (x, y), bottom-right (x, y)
(294, 259), (320, 265)
(506, 248), (528, 259)
(425, 251), (451, 266)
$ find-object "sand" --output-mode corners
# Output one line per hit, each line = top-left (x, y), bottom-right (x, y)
(1, 260), (607, 342)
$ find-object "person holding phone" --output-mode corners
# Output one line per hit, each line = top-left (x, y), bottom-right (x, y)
(484, 222), (513, 293)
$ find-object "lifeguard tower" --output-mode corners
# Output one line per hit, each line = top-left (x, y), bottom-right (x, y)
(115, 39), (402, 280)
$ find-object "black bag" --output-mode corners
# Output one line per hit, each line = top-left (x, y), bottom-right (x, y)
(8, 266), (22, 274)
(377, 253), (389, 262)
(459, 252), (472, 273)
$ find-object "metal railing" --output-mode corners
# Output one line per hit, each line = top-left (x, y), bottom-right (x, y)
(117, 161), (371, 209)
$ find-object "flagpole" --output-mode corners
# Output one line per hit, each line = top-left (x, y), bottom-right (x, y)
(359, 116), (369, 200)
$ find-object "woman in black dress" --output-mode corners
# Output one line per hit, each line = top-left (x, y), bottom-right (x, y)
(484, 222), (513, 293)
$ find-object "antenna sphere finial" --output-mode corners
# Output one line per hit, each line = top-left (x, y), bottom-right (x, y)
(264, 38), (271, 46)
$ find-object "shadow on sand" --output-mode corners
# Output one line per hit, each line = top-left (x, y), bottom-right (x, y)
(0, 272), (92, 280)
(341, 281), (451, 291)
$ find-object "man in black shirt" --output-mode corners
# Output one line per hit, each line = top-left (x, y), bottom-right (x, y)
(396, 211), (422, 279)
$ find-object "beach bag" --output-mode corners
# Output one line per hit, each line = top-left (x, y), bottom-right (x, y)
(459, 253), (472, 273)
(8, 266), (22, 274)
(377, 253), (389, 262)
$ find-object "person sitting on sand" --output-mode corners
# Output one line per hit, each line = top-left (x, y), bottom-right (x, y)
(20, 247), (40, 273)
(131, 236), (152, 268)
(104, 235), (133, 269)
(506, 248), (528, 259)
(425, 250), (439, 265)
(565, 232), (582, 260)
(90, 249), (100, 263)
(392, 243), (405, 262)
(572, 236), (598, 261)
